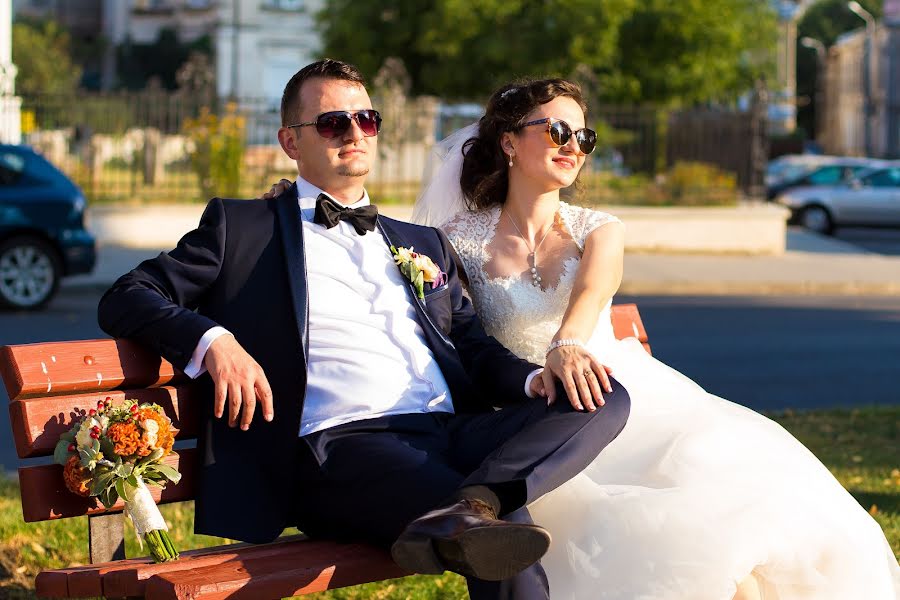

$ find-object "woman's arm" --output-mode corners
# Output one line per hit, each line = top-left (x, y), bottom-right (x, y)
(540, 221), (626, 411)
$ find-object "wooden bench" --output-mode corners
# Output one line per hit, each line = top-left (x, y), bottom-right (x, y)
(1, 304), (650, 599)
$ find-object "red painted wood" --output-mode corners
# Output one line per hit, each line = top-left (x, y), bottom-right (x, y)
(102, 536), (306, 598)
(33, 569), (71, 597)
(143, 541), (408, 600)
(8, 385), (200, 459)
(18, 449), (196, 522)
(0, 339), (186, 401)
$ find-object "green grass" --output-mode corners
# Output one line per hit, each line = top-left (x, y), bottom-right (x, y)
(1, 407), (897, 599)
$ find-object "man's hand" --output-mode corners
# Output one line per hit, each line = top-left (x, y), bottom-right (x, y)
(541, 345), (613, 412)
(258, 178), (294, 200)
(204, 334), (274, 430)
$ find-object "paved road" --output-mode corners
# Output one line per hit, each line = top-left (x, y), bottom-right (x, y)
(2, 290), (899, 472)
(833, 227), (900, 256)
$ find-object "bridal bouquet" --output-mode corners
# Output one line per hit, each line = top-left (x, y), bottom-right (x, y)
(54, 397), (181, 562)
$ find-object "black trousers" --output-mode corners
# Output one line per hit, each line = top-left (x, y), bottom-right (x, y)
(295, 380), (631, 600)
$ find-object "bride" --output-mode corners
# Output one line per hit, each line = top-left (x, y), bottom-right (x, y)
(262, 78), (900, 599)
(412, 79), (900, 599)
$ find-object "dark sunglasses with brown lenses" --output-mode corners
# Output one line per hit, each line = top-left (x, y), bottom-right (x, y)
(520, 117), (597, 155)
(286, 109), (382, 139)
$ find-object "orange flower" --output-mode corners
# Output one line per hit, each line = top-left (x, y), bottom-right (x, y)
(107, 421), (141, 457)
(63, 455), (91, 497)
(137, 408), (176, 456)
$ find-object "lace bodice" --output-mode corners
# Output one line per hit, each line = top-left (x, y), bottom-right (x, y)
(444, 202), (621, 364)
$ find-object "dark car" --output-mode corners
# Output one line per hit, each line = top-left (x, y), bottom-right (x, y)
(765, 158), (888, 200)
(0, 144), (95, 309)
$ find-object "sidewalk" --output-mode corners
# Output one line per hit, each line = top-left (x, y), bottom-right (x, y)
(64, 205), (900, 297)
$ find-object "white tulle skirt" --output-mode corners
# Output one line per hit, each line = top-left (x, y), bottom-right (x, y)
(529, 337), (900, 599)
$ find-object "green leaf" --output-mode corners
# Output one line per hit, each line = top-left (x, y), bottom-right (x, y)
(99, 437), (117, 460)
(59, 430), (76, 443)
(153, 464), (182, 484)
(126, 474), (139, 490)
(53, 440), (72, 466)
(115, 462), (133, 478)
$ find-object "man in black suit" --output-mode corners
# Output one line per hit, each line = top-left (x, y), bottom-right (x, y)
(98, 59), (630, 600)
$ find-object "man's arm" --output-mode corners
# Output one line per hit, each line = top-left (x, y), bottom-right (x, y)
(97, 198), (273, 430)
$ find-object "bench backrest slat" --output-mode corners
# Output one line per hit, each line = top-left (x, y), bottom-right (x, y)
(9, 385), (200, 459)
(4, 303), (650, 525)
(18, 448), (196, 522)
(0, 339), (187, 401)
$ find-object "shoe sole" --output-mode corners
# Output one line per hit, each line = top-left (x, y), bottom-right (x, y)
(391, 523), (551, 581)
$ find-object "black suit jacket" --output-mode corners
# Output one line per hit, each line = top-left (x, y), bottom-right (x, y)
(97, 185), (539, 543)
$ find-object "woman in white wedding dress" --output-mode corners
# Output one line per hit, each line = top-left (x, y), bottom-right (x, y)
(410, 78), (900, 600)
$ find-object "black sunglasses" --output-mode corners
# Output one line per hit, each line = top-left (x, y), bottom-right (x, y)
(520, 117), (597, 155)
(286, 109), (382, 139)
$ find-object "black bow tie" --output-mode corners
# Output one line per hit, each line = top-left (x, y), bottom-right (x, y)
(313, 194), (378, 235)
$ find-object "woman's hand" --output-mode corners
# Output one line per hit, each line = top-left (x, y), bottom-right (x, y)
(258, 178), (294, 200)
(542, 344), (613, 412)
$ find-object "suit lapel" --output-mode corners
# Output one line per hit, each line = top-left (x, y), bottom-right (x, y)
(275, 183), (309, 363)
(377, 215), (455, 349)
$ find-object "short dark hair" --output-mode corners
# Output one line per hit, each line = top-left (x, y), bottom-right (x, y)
(280, 59), (366, 126)
(460, 78), (588, 210)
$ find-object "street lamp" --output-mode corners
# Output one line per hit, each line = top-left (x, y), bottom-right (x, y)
(847, 1), (876, 156)
(800, 37), (827, 143)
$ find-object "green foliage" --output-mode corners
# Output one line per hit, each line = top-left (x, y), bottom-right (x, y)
(796, 0), (883, 138)
(664, 161), (738, 205)
(182, 103), (247, 200)
(581, 161), (739, 207)
(319, 0), (635, 100)
(318, 0), (776, 105)
(12, 20), (82, 96)
(610, 0), (777, 105)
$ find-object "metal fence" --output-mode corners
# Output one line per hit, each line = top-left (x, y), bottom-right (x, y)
(20, 91), (766, 206)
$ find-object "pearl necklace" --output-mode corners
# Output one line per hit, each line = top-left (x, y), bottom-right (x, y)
(504, 209), (556, 287)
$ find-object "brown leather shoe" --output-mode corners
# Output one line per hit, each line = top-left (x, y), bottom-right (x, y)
(391, 499), (551, 581)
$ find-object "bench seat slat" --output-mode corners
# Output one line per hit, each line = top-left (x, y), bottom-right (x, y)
(1, 339), (186, 401)
(143, 540), (408, 600)
(18, 449), (196, 522)
(101, 535), (315, 598)
(8, 385), (201, 459)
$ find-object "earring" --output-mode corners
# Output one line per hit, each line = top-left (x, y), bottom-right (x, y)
(508, 155), (514, 167)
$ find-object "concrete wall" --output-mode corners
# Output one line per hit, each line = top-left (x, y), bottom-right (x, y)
(87, 203), (791, 255)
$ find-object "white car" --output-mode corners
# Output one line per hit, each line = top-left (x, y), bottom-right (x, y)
(776, 164), (900, 234)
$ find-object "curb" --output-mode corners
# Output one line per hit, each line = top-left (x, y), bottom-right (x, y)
(619, 280), (900, 297)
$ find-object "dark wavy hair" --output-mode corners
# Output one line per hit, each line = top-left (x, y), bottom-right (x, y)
(460, 78), (588, 211)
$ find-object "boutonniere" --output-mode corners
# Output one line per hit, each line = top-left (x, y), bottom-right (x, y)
(391, 246), (446, 299)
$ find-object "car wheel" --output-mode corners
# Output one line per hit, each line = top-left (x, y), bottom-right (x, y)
(0, 236), (62, 310)
(800, 205), (834, 235)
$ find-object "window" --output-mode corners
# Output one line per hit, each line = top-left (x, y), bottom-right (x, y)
(0, 152), (25, 186)
(263, 0), (303, 11)
(807, 166), (842, 185)
(863, 168), (900, 188)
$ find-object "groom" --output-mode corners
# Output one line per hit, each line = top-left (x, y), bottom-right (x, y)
(97, 59), (630, 600)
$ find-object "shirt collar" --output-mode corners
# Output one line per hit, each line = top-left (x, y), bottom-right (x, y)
(296, 175), (370, 212)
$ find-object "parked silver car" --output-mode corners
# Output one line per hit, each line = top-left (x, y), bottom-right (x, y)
(775, 164), (900, 234)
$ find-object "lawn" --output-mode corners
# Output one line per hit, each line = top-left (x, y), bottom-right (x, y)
(1, 406), (897, 599)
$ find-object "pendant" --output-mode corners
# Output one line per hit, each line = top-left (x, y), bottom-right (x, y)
(529, 253), (542, 287)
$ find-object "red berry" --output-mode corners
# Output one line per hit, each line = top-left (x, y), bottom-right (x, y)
(67, 443), (75, 452)
(105, 396), (111, 401)
(91, 426), (100, 433)
(97, 400), (104, 407)
(88, 409), (96, 416)
(89, 432), (98, 439)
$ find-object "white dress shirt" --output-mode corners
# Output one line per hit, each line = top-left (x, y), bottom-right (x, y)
(185, 176), (455, 436)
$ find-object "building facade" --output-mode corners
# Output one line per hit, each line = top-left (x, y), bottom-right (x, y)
(820, 22), (900, 158)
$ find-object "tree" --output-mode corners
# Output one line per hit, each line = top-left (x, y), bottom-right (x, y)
(796, 0), (883, 138)
(317, 0), (777, 106)
(12, 20), (82, 96)
(609, 0), (776, 105)
(318, 0), (635, 100)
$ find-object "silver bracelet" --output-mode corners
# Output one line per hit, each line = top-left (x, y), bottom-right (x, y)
(546, 338), (584, 356)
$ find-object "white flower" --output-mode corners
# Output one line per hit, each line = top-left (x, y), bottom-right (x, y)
(75, 417), (104, 449)
(141, 418), (159, 448)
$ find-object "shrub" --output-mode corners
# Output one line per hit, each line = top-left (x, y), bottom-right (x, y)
(182, 103), (246, 200)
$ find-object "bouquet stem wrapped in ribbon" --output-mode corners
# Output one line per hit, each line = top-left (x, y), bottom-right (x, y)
(56, 398), (181, 562)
